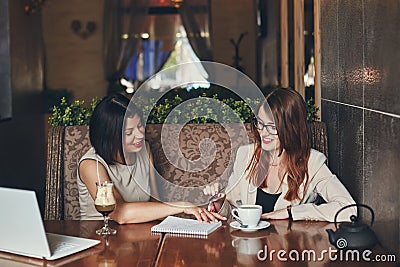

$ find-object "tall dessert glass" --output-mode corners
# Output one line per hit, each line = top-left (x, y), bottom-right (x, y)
(95, 181), (117, 236)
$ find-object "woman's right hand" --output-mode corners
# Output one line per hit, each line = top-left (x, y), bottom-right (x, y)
(203, 183), (226, 212)
(183, 205), (226, 223)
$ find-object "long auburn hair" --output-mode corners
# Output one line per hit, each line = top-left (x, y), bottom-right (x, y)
(246, 88), (311, 201)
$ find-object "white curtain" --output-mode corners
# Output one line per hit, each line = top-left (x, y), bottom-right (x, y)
(148, 26), (210, 92)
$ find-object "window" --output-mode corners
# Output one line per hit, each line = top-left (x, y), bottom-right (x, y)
(123, 9), (210, 93)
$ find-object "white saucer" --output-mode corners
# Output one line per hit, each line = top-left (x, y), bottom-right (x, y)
(229, 220), (270, 232)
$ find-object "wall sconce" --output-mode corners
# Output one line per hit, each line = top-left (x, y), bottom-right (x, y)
(71, 20), (97, 39)
(24, 0), (47, 15)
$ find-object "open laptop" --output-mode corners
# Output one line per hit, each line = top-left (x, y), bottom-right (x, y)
(0, 187), (101, 260)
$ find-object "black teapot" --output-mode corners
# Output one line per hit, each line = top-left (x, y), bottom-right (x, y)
(326, 203), (378, 250)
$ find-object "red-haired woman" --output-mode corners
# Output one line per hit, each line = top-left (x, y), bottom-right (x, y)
(205, 88), (355, 222)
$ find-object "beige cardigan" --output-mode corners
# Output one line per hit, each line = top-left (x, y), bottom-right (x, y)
(219, 144), (356, 222)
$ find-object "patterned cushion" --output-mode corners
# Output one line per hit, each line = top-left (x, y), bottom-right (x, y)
(146, 123), (255, 203)
(63, 126), (91, 220)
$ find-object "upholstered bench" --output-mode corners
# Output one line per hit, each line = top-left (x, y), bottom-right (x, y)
(44, 122), (328, 220)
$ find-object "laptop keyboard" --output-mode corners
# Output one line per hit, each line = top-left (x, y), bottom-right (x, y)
(48, 240), (79, 254)
(45, 233), (100, 260)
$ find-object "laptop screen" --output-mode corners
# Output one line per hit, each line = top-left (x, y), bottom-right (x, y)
(0, 187), (51, 258)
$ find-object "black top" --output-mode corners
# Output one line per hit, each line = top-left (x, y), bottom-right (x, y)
(255, 188), (282, 213)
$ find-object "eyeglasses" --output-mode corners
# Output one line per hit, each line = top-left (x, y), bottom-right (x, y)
(253, 118), (278, 135)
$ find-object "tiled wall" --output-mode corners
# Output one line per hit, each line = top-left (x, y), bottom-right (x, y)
(320, 0), (400, 256)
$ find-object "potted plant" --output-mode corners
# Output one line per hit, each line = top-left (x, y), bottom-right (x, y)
(48, 97), (100, 126)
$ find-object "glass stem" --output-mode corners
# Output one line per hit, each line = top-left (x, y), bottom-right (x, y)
(104, 215), (109, 229)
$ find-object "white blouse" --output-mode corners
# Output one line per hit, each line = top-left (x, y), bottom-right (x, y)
(77, 145), (151, 220)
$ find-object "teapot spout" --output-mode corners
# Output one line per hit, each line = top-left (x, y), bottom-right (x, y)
(326, 229), (336, 246)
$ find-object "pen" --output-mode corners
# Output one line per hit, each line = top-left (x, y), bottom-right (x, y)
(208, 186), (226, 202)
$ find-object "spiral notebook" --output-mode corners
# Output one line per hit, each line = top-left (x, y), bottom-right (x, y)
(151, 216), (222, 236)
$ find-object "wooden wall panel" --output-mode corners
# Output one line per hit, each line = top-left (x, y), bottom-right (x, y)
(293, 0), (305, 97)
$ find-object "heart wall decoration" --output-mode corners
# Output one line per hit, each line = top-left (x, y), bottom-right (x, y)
(71, 20), (97, 39)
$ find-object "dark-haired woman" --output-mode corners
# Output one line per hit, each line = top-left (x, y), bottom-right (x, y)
(205, 88), (355, 222)
(78, 93), (225, 223)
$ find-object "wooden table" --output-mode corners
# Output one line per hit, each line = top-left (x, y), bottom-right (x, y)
(156, 220), (397, 266)
(0, 220), (396, 266)
(0, 220), (162, 267)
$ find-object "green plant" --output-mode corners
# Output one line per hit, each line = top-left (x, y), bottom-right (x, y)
(49, 97), (100, 126)
(306, 98), (320, 122)
(138, 93), (258, 124)
(48, 94), (320, 126)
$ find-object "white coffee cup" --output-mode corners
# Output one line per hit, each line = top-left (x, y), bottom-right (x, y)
(231, 204), (262, 228)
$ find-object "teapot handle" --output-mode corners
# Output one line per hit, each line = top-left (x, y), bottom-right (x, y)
(334, 203), (375, 229)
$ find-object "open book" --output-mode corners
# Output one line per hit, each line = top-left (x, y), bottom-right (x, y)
(151, 216), (222, 236)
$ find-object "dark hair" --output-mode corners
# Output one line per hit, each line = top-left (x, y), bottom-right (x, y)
(89, 93), (143, 165)
(246, 88), (311, 201)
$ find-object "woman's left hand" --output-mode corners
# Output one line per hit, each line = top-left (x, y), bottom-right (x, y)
(261, 208), (289, 220)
